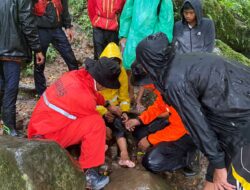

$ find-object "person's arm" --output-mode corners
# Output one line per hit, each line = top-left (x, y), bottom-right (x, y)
(19, 0), (42, 53)
(166, 83), (226, 169)
(61, 0), (72, 29)
(202, 20), (215, 53)
(118, 0), (134, 39)
(87, 0), (96, 23)
(155, 0), (174, 42)
(118, 67), (130, 112)
(139, 90), (168, 125)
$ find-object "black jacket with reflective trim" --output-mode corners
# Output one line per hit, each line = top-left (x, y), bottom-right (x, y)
(0, 0), (41, 62)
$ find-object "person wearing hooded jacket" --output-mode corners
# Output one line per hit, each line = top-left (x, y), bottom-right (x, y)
(135, 32), (250, 190)
(119, 0), (174, 112)
(96, 42), (135, 168)
(33, 0), (79, 96)
(28, 57), (121, 190)
(125, 65), (197, 174)
(173, 0), (215, 54)
(0, 0), (44, 136)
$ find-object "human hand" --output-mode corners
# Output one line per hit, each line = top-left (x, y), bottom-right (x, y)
(104, 111), (115, 123)
(65, 28), (74, 42)
(36, 52), (45, 65)
(138, 137), (150, 151)
(108, 105), (122, 117)
(213, 168), (236, 190)
(119, 38), (126, 53)
(125, 118), (140, 131)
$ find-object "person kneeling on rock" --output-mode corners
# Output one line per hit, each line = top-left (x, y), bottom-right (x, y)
(28, 57), (121, 190)
(124, 62), (197, 176)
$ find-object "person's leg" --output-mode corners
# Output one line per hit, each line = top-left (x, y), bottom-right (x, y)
(43, 114), (109, 189)
(93, 28), (105, 60)
(0, 63), (4, 117)
(107, 117), (135, 167)
(142, 135), (196, 173)
(34, 28), (51, 96)
(1, 61), (20, 136)
(104, 30), (119, 45)
(126, 70), (135, 105)
(51, 28), (78, 71)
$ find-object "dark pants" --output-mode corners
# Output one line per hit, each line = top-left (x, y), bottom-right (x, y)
(34, 27), (78, 95)
(142, 135), (197, 173)
(93, 27), (119, 60)
(0, 61), (20, 131)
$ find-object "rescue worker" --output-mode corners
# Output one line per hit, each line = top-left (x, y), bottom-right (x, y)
(28, 57), (121, 190)
(87, 0), (125, 59)
(96, 43), (135, 167)
(135, 32), (250, 190)
(125, 63), (197, 175)
(33, 0), (79, 96)
(0, 0), (44, 136)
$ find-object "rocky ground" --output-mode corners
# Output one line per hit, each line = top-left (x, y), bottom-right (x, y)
(16, 24), (208, 190)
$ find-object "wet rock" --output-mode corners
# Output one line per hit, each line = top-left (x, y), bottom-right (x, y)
(0, 136), (85, 190)
(105, 168), (171, 190)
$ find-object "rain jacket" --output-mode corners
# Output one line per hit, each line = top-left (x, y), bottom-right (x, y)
(28, 69), (105, 137)
(0, 0), (41, 62)
(119, 0), (174, 69)
(139, 85), (188, 145)
(137, 33), (250, 169)
(33, 0), (72, 29)
(96, 43), (130, 116)
(173, 0), (215, 54)
(88, 0), (125, 31)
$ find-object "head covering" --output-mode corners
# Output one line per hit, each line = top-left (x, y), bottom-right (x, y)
(135, 32), (175, 92)
(131, 61), (152, 86)
(85, 57), (121, 89)
(100, 42), (122, 62)
(181, 0), (202, 26)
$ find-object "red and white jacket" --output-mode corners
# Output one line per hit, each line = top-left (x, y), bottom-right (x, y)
(88, 0), (125, 31)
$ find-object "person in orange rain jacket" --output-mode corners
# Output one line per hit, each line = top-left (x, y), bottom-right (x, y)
(87, 0), (125, 59)
(124, 62), (197, 175)
(28, 57), (121, 190)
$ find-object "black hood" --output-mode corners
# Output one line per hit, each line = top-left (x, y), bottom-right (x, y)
(135, 32), (175, 92)
(181, 0), (203, 26)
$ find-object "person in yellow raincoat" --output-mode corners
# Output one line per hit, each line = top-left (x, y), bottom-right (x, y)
(96, 42), (135, 168)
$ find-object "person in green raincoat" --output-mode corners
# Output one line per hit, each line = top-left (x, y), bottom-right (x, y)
(119, 0), (174, 110)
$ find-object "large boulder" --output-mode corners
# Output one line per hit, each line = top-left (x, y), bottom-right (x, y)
(105, 168), (171, 190)
(0, 136), (85, 190)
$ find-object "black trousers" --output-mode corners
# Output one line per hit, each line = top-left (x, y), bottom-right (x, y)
(93, 27), (119, 60)
(34, 27), (78, 95)
(142, 134), (197, 173)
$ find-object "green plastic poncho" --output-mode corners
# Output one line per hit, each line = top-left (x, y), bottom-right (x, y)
(119, 0), (174, 70)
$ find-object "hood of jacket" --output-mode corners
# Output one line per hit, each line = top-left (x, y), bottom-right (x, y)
(181, 0), (202, 26)
(135, 32), (175, 92)
(100, 42), (122, 62)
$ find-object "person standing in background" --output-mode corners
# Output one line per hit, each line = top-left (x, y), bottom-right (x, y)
(0, 0), (44, 136)
(119, 0), (174, 112)
(88, 0), (125, 60)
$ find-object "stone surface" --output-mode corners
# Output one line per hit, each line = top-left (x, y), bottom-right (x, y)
(105, 168), (171, 190)
(0, 136), (85, 190)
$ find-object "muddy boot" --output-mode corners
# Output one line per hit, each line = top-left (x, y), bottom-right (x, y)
(85, 168), (109, 190)
(182, 150), (200, 177)
(2, 108), (18, 137)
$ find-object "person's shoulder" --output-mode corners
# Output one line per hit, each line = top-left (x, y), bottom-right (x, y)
(201, 18), (214, 26)
(174, 20), (183, 28)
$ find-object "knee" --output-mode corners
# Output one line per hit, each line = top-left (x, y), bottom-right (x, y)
(142, 152), (161, 173)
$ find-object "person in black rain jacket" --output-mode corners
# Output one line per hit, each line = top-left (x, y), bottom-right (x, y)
(135, 32), (250, 190)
